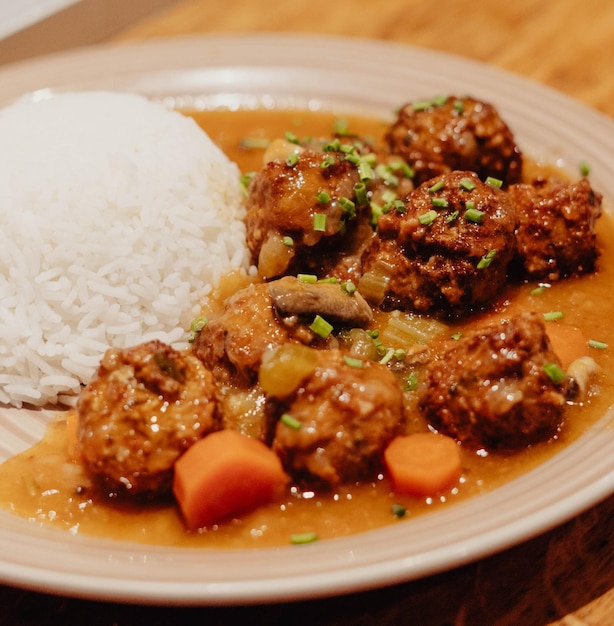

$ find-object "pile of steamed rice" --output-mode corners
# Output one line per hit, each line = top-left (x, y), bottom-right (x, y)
(0, 91), (250, 408)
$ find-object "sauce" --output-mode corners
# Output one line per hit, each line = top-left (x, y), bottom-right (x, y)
(0, 108), (613, 549)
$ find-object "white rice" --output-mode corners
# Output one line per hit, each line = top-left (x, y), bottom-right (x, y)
(0, 91), (250, 408)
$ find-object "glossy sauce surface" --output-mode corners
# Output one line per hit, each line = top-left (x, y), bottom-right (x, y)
(0, 108), (613, 549)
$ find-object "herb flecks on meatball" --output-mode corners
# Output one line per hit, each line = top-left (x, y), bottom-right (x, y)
(385, 95), (523, 187)
(360, 170), (517, 317)
(419, 312), (568, 451)
(508, 176), (602, 281)
(77, 340), (219, 497)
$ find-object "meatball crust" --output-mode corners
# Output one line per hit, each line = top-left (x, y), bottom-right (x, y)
(245, 148), (363, 279)
(385, 95), (523, 186)
(419, 312), (568, 451)
(361, 170), (517, 317)
(77, 340), (219, 496)
(508, 176), (602, 281)
(269, 349), (404, 487)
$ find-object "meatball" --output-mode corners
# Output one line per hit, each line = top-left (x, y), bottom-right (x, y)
(360, 170), (517, 317)
(77, 340), (219, 496)
(508, 176), (602, 281)
(245, 146), (366, 280)
(385, 95), (522, 186)
(268, 348), (404, 486)
(419, 312), (568, 451)
(193, 277), (371, 386)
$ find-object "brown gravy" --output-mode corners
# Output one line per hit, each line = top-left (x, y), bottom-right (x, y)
(0, 108), (613, 549)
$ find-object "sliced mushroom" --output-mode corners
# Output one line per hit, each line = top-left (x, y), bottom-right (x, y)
(268, 276), (373, 328)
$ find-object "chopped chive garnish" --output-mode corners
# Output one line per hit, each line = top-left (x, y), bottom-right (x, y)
(366, 329), (380, 339)
(310, 315), (333, 339)
(588, 339), (608, 350)
(282, 235), (294, 247)
(318, 276), (339, 284)
(389, 160), (415, 179)
(477, 249), (497, 269)
(453, 99), (464, 114)
(531, 286), (545, 296)
(543, 311), (564, 322)
(394, 348), (406, 361)
(543, 362), (566, 384)
(298, 273), (318, 283)
(445, 210), (459, 224)
(320, 155), (336, 168)
(357, 158), (375, 181)
(579, 160), (591, 176)
(451, 331), (462, 340)
(284, 130), (300, 144)
(333, 118), (350, 135)
(344, 355), (364, 368)
(381, 189), (398, 204)
(188, 316), (208, 342)
(316, 190), (331, 204)
(239, 172), (256, 196)
(392, 503), (407, 518)
(390, 199), (407, 214)
(431, 94), (449, 106)
(412, 100), (433, 111)
(379, 347), (395, 365)
(459, 177), (476, 192)
(339, 197), (357, 218)
(313, 213), (327, 232)
(404, 373), (418, 391)
(428, 180), (445, 194)
(290, 532), (318, 545)
(286, 151), (299, 167)
(464, 207), (485, 224)
(354, 182), (368, 206)
(418, 210), (438, 226)
(239, 137), (270, 149)
(341, 280), (356, 295)
(485, 176), (503, 189)
(322, 138), (341, 152)
(375, 164), (400, 187)
(281, 413), (302, 430)
(431, 197), (449, 209)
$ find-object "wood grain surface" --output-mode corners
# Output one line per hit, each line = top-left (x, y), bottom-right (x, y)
(1, 1), (613, 624)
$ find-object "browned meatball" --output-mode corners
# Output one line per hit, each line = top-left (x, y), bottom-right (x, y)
(360, 170), (517, 317)
(245, 147), (366, 280)
(385, 95), (522, 186)
(193, 277), (372, 386)
(77, 340), (219, 497)
(268, 348), (404, 487)
(508, 176), (602, 281)
(419, 312), (568, 451)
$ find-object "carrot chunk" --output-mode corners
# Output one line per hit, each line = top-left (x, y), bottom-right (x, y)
(384, 433), (462, 497)
(172, 429), (289, 530)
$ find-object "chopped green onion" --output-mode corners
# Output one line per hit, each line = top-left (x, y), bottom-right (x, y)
(453, 99), (464, 114)
(428, 180), (445, 194)
(391, 503), (407, 518)
(404, 373), (418, 391)
(318, 277), (339, 284)
(588, 339), (608, 350)
(366, 329), (380, 339)
(239, 137), (270, 149)
(579, 160), (591, 177)
(282, 235), (294, 247)
(375, 164), (400, 187)
(379, 347), (395, 365)
(460, 177), (476, 191)
(298, 273), (318, 283)
(333, 118), (350, 135)
(320, 155), (336, 168)
(543, 362), (566, 384)
(445, 210), (459, 224)
(418, 209), (438, 226)
(290, 532), (319, 545)
(543, 311), (564, 322)
(188, 315), (208, 342)
(239, 172), (256, 196)
(313, 213), (327, 232)
(310, 315), (334, 339)
(284, 131), (300, 145)
(393, 348), (406, 361)
(431, 197), (449, 209)
(354, 182), (368, 206)
(477, 249), (497, 269)
(281, 413), (302, 430)
(341, 280), (356, 295)
(357, 157), (375, 181)
(344, 355), (364, 368)
(316, 190), (331, 204)
(485, 176), (503, 189)
(338, 197), (357, 218)
(431, 94), (449, 106)
(464, 207), (485, 224)
(322, 138), (341, 152)
(451, 331), (462, 340)
(286, 151), (299, 167)
(389, 160), (415, 179)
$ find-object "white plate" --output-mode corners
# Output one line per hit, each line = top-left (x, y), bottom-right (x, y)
(0, 33), (613, 606)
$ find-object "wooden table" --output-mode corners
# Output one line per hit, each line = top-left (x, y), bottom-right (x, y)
(1, 0), (613, 624)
